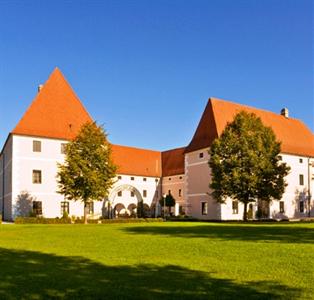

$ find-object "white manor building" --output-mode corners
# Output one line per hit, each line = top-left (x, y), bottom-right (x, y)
(1, 68), (313, 221)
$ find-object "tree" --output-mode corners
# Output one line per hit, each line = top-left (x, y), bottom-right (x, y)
(159, 193), (176, 216)
(57, 122), (117, 224)
(209, 111), (290, 221)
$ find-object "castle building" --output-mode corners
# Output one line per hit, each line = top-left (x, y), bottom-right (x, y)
(1, 68), (313, 221)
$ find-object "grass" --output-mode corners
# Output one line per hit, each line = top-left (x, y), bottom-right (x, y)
(0, 222), (313, 299)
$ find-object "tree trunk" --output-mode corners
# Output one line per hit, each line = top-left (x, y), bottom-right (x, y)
(243, 202), (248, 221)
(84, 202), (88, 224)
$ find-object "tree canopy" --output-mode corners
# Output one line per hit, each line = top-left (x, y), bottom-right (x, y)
(57, 122), (117, 223)
(209, 111), (290, 220)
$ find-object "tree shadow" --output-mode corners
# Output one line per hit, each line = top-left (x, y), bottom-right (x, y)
(0, 247), (301, 299)
(123, 223), (314, 244)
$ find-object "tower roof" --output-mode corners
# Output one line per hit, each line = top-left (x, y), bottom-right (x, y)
(185, 97), (314, 157)
(12, 68), (93, 140)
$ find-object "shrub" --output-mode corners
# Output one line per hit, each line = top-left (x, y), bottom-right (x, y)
(15, 217), (71, 224)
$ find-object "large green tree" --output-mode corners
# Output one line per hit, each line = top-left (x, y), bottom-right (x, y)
(57, 122), (117, 224)
(209, 111), (290, 221)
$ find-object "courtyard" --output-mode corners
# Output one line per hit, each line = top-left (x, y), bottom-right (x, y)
(0, 221), (313, 299)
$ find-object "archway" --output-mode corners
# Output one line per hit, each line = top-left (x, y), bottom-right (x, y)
(103, 184), (145, 219)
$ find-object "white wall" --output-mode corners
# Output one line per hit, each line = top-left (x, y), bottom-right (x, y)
(11, 135), (161, 219)
(0, 136), (13, 220)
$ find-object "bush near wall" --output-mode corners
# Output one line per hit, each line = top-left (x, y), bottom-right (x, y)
(14, 217), (164, 224)
(100, 218), (164, 224)
(15, 217), (72, 224)
(0, 215), (2, 224)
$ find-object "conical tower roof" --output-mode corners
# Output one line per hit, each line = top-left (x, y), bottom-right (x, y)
(12, 68), (93, 140)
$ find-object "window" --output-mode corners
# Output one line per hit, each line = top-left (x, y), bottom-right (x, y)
(279, 201), (284, 213)
(199, 152), (204, 158)
(179, 176), (182, 180)
(143, 190), (147, 197)
(32, 170), (42, 184)
(179, 189), (182, 197)
(118, 176), (122, 180)
(117, 191), (122, 197)
(130, 177), (134, 181)
(143, 178), (147, 182)
(299, 158), (303, 163)
(168, 178), (171, 181)
(61, 201), (70, 214)
(33, 201), (42, 215)
(86, 202), (94, 214)
(168, 190), (171, 194)
(61, 143), (67, 154)
(299, 201), (304, 213)
(155, 178), (158, 183)
(232, 201), (238, 214)
(201, 202), (208, 215)
(278, 155), (282, 160)
(299, 174), (304, 185)
(33, 140), (41, 152)
(131, 191), (135, 197)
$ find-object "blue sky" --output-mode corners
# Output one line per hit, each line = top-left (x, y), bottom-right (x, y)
(0, 0), (313, 151)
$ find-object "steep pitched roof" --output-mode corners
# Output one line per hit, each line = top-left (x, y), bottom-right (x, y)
(162, 147), (185, 176)
(12, 68), (93, 140)
(186, 97), (314, 157)
(111, 144), (162, 177)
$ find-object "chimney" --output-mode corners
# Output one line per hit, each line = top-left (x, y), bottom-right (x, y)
(280, 108), (289, 118)
(38, 84), (44, 93)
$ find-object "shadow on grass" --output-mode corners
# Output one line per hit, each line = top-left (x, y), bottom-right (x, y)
(0, 247), (301, 299)
(123, 224), (314, 244)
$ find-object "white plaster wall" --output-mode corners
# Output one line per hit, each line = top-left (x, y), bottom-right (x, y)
(110, 174), (161, 211)
(0, 136), (13, 220)
(11, 135), (161, 219)
(269, 153), (314, 219)
(185, 147), (314, 220)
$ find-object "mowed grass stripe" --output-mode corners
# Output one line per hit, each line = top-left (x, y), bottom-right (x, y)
(0, 222), (313, 299)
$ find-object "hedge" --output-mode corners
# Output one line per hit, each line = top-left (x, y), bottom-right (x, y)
(14, 217), (164, 224)
(15, 217), (72, 224)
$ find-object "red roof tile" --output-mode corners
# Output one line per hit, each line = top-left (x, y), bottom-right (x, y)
(185, 97), (314, 157)
(162, 147), (185, 176)
(112, 144), (161, 177)
(12, 68), (93, 140)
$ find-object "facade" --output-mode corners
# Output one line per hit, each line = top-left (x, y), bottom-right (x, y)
(1, 68), (314, 221)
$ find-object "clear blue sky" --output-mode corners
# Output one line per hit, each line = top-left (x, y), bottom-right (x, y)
(0, 0), (313, 151)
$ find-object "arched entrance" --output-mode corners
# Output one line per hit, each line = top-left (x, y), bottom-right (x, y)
(103, 184), (145, 219)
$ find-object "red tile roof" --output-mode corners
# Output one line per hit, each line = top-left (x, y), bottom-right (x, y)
(162, 147), (185, 176)
(12, 68), (93, 140)
(185, 97), (314, 157)
(112, 144), (161, 177)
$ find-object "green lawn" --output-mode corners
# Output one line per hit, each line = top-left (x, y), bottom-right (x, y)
(0, 222), (313, 299)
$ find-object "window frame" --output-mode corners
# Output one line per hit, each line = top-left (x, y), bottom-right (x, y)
(232, 201), (238, 214)
(201, 202), (208, 215)
(32, 170), (42, 184)
(33, 140), (41, 152)
(143, 190), (147, 198)
(33, 201), (42, 216)
(61, 143), (67, 154)
(279, 201), (284, 213)
(299, 201), (304, 213)
(299, 174), (304, 186)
